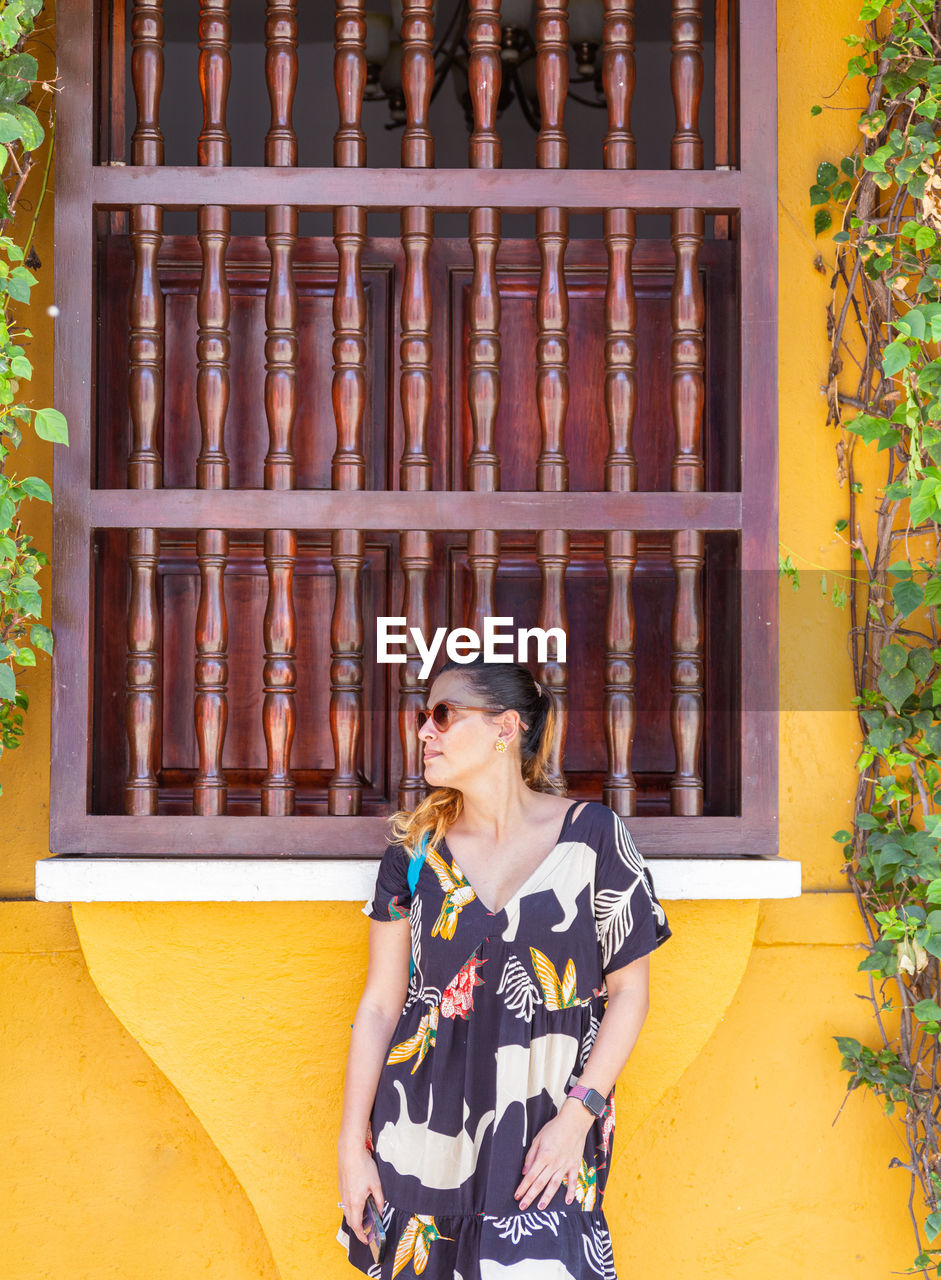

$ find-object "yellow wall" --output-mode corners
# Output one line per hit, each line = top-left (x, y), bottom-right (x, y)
(0, 2), (917, 1277)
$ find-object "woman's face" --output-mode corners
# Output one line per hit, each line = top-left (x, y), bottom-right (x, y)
(417, 671), (522, 790)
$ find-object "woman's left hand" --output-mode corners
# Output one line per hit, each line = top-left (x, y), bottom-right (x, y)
(514, 1102), (594, 1210)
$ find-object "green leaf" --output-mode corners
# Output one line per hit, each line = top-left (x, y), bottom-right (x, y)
(883, 339), (912, 376)
(810, 183), (831, 206)
(0, 663), (13, 702)
(833, 1035), (863, 1056)
(3, 102), (42, 150)
(911, 476), (941, 526)
(814, 208), (832, 237)
(18, 475), (50, 502)
(846, 413), (894, 445)
(13, 647), (35, 667)
(881, 644), (909, 677)
(4, 272), (30, 302)
(32, 408), (69, 445)
(811, 104), (822, 116)
(9, 354), (30, 378)
(1, 53), (38, 87)
(29, 623), (52, 655)
(909, 648), (935, 681)
(925, 1210), (941, 1243)
(914, 999), (941, 1022)
(893, 578), (925, 616)
(817, 161), (839, 187)
(915, 224), (937, 250)
(896, 309), (926, 340)
(880, 667), (917, 712)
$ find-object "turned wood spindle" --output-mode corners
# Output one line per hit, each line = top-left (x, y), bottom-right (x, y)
(330, 0), (367, 816)
(601, 0), (638, 816)
(125, 0), (165, 816)
(534, 0), (570, 789)
(397, 0), (437, 808)
(261, 0), (299, 816)
(669, 0), (705, 815)
(193, 0), (231, 816)
(466, 0), (502, 652)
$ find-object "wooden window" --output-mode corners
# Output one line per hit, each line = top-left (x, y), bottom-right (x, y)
(51, 0), (777, 859)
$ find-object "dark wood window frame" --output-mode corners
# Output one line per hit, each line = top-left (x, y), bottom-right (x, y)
(50, 0), (778, 861)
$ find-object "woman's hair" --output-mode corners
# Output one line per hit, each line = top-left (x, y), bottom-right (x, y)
(386, 655), (565, 861)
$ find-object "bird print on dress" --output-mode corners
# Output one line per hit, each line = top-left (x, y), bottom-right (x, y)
(387, 1005), (439, 1073)
(391, 1215), (452, 1278)
(424, 849), (477, 939)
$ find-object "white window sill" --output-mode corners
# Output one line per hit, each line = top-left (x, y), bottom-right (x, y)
(35, 855), (801, 903)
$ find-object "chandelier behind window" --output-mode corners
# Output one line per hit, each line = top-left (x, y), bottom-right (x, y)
(363, 0), (606, 131)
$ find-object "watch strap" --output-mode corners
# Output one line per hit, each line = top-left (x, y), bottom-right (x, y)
(565, 1082), (606, 1117)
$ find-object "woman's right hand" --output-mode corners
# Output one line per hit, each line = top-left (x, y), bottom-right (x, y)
(338, 1141), (385, 1246)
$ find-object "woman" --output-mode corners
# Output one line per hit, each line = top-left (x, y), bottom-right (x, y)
(337, 655), (671, 1279)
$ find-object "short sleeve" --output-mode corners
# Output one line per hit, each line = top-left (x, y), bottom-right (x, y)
(362, 842), (413, 922)
(593, 810), (672, 975)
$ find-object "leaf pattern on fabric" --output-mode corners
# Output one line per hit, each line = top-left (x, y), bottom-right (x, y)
(392, 1215), (452, 1278)
(529, 946), (579, 1009)
(582, 1219), (617, 1279)
(594, 813), (669, 970)
(387, 1005), (439, 1073)
(496, 954), (544, 1022)
(480, 1211), (563, 1243)
(574, 1159), (598, 1211)
(578, 1009), (600, 1068)
(424, 849), (478, 939)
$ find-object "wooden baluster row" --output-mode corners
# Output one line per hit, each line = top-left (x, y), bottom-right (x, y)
(601, 0), (638, 817)
(193, 0), (231, 816)
(330, 0), (367, 816)
(397, 0), (435, 808)
(125, 0), (164, 817)
(466, 0), (502, 665)
(262, 0), (298, 816)
(669, 0), (705, 815)
(534, 0), (570, 787)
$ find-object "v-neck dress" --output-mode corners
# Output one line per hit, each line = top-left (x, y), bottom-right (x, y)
(337, 799), (672, 1280)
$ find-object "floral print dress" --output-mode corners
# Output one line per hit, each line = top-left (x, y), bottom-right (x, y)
(337, 799), (672, 1280)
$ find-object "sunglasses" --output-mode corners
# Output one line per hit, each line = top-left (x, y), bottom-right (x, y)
(416, 701), (495, 732)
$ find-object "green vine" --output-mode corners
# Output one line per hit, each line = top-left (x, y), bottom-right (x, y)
(808, 0), (941, 1273)
(0, 0), (67, 793)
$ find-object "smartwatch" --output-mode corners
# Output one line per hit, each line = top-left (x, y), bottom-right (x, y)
(566, 1083), (607, 1118)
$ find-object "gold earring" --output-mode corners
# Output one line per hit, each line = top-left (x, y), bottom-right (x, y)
(495, 740), (507, 753)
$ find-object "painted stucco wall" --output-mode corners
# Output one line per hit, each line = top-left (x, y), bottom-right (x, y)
(0, 3), (913, 1277)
